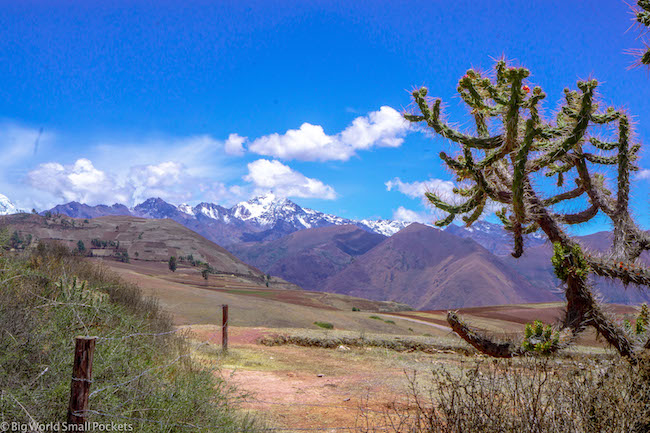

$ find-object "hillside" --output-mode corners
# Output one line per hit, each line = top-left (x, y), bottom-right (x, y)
(229, 224), (387, 291)
(322, 223), (558, 309)
(0, 212), (290, 287)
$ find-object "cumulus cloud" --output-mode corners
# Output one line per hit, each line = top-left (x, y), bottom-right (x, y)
(128, 161), (193, 204)
(392, 206), (431, 223)
(198, 181), (248, 206)
(224, 133), (247, 156)
(386, 176), (500, 222)
(637, 169), (650, 180)
(27, 158), (131, 205)
(248, 106), (409, 161)
(27, 158), (203, 206)
(385, 177), (456, 204)
(244, 159), (337, 199)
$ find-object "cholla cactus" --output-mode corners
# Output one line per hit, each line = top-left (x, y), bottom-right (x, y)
(522, 320), (560, 355)
(405, 60), (650, 363)
(633, 1), (650, 66)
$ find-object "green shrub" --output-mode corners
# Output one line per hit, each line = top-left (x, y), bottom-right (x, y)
(522, 320), (560, 355)
(314, 321), (334, 329)
(369, 315), (382, 320)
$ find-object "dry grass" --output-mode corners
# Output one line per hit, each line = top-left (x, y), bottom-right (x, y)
(356, 355), (650, 433)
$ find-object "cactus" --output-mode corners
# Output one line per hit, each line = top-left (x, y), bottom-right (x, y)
(633, 1), (650, 66)
(406, 60), (650, 362)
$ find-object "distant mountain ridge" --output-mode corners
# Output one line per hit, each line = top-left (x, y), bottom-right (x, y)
(45, 192), (411, 245)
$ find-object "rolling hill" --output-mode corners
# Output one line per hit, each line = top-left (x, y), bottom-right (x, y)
(321, 223), (558, 309)
(0, 212), (297, 287)
(229, 224), (387, 291)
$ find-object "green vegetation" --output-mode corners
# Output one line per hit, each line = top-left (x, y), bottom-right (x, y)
(313, 321), (334, 329)
(76, 239), (85, 253)
(0, 240), (263, 431)
(352, 306), (360, 312)
(522, 320), (560, 355)
(406, 59), (650, 362)
(168, 255), (177, 272)
(369, 315), (382, 320)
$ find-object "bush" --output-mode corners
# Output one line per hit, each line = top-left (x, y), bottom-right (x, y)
(0, 241), (264, 432)
(314, 321), (334, 329)
(359, 356), (650, 433)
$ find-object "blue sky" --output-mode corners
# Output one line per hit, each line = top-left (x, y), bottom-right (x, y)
(0, 0), (648, 234)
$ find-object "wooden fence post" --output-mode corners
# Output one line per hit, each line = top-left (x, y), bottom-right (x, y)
(222, 304), (229, 352)
(67, 336), (96, 425)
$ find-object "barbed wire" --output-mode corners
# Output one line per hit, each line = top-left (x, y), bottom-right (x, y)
(91, 325), (193, 341)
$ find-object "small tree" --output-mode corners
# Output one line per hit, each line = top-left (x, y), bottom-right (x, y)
(168, 256), (177, 272)
(76, 240), (86, 254)
(405, 60), (650, 363)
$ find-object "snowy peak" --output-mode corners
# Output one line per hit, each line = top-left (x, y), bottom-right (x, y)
(231, 193), (300, 224)
(0, 194), (19, 215)
(194, 202), (230, 221)
(357, 219), (411, 237)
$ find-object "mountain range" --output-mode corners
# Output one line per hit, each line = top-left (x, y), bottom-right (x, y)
(1, 192), (649, 309)
(45, 193), (410, 246)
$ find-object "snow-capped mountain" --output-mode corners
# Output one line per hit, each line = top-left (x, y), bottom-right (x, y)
(45, 192), (413, 245)
(358, 218), (411, 237)
(0, 194), (20, 215)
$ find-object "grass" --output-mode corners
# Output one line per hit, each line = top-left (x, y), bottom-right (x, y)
(0, 239), (264, 432)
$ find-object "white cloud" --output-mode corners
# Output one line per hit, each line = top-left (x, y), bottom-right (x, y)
(385, 176), (500, 222)
(128, 161), (193, 204)
(385, 177), (456, 204)
(244, 159), (336, 199)
(392, 206), (431, 223)
(198, 181), (248, 206)
(637, 169), (650, 180)
(339, 106), (407, 150)
(224, 133), (247, 156)
(247, 106), (409, 161)
(27, 158), (131, 205)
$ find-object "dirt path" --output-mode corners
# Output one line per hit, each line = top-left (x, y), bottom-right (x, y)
(375, 313), (452, 332)
(188, 325), (455, 432)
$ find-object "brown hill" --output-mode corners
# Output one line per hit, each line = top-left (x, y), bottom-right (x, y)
(322, 223), (558, 309)
(0, 213), (293, 286)
(504, 231), (650, 305)
(228, 224), (387, 291)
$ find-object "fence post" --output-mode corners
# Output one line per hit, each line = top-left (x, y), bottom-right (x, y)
(67, 336), (96, 425)
(222, 304), (228, 352)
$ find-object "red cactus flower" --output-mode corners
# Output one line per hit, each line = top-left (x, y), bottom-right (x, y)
(522, 85), (530, 93)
